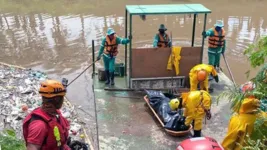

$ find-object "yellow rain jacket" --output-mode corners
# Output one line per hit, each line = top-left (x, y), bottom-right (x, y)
(167, 46), (182, 75)
(189, 64), (217, 91)
(182, 90), (211, 130)
(222, 98), (267, 150)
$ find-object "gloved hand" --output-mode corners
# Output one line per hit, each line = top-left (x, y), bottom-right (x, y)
(125, 38), (130, 43)
(97, 56), (101, 61)
(202, 31), (207, 38)
(213, 75), (219, 83)
(206, 109), (212, 120)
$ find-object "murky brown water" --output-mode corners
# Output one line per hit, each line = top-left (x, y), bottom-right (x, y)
(0, 0), (267, 147)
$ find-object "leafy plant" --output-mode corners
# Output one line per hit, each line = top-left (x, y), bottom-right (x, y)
(0, 129), (26, 150)
(244, 36), (267, 68)
(218, 36), (267, 150)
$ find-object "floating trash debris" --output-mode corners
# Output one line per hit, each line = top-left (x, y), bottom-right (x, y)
(0, 64), (87, 142)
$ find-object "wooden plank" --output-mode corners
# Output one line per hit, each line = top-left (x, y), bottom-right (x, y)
(131, 47), (202, 78)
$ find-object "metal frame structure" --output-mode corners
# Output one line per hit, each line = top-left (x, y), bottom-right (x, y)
(124, 4), (211, 88)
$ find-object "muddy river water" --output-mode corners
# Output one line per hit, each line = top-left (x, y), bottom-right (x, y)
(0, 0), (267, 148)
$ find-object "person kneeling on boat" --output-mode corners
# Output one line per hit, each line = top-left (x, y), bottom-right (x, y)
(189, 63), (219, 92)
(221, 81), (267, 150)
(97, 28), (130, 85)
(181, 90), (212, 137)
(23, 80), (71, 150)
(164, 98), (189, 131)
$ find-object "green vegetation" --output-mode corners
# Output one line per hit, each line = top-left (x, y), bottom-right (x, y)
(244, 36), (267, 68)
(0, 130), (26, 150)
(218, 36), (267, 149)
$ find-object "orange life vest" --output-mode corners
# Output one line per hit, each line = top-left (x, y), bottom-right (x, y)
(104, 35), (118, 56)
(157, 33), (170, 48)
(208, 28), (225, 48)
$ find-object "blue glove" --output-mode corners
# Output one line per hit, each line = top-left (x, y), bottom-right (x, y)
(126, 38), (130, 43)
(97, 56), (101, 61)
(202, 31), (207, 38)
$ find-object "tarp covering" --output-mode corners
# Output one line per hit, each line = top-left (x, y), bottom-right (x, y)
(145, 90), (188, 131)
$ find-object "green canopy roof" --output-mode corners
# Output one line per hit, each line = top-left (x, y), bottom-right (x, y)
(126, 4), (211, 15)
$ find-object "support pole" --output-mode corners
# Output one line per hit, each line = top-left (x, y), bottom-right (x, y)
(191, 14), (197, 47)
(92, 85), (100, 150)
(129, 14), (132, 88)
(201, 13), (207, 63)
(92, 40), (95, 76)
(125, 9), (128, 76)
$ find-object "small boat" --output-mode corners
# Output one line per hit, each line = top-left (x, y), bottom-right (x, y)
(144, 95), (192, 137)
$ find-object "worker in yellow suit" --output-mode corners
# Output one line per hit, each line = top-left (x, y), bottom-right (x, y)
(189, 64), (219, 91)
(167, 46), (182, 75)
(221, 81), (267, 150)
(181, 90), (212, 137)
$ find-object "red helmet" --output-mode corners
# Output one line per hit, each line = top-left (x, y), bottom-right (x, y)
(177, 137), (224, 150)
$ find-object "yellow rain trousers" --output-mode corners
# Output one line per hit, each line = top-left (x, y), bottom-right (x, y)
(167, 46), (182, 75)
(221, 113), (257, 150)
(189, 64), (218, 91)
(222, 98), (267, 150)
(182, 90), (211, 130)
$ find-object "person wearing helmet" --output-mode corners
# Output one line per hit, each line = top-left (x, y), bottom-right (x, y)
(189, 64), (219, 92)
(202, 20), (226, 72)
(169, 98), (180, 112)
(221, 81), (267, 150)
(153, 24), (172, 48)
(23, 80), (70, 150)
(97, 28), (130, 86)
(181, 90), (212, 137)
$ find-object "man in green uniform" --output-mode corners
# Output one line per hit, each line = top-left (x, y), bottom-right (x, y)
(97, 28), (130, 85)
(202, 20), (226, 72)
(153, 24), (172, 48)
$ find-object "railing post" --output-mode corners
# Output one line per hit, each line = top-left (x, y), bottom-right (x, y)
(191, 13), (197, 47)
(201, 13), (207, 63)
(92, 40), (95, 76)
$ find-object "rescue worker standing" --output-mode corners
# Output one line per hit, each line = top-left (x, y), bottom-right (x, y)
(202, 20), (226, 72)
(181, 90), (212, 137)
(189, 64), (219, 92)
(97, 28), (130, 85)
(23, 80), (70, 150)
(221, 81), (267, 150)
(153, 24), (172, 48)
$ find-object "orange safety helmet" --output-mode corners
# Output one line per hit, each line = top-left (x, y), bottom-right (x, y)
(197, 70), (207, 82)
(39, 80), (66, 98)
